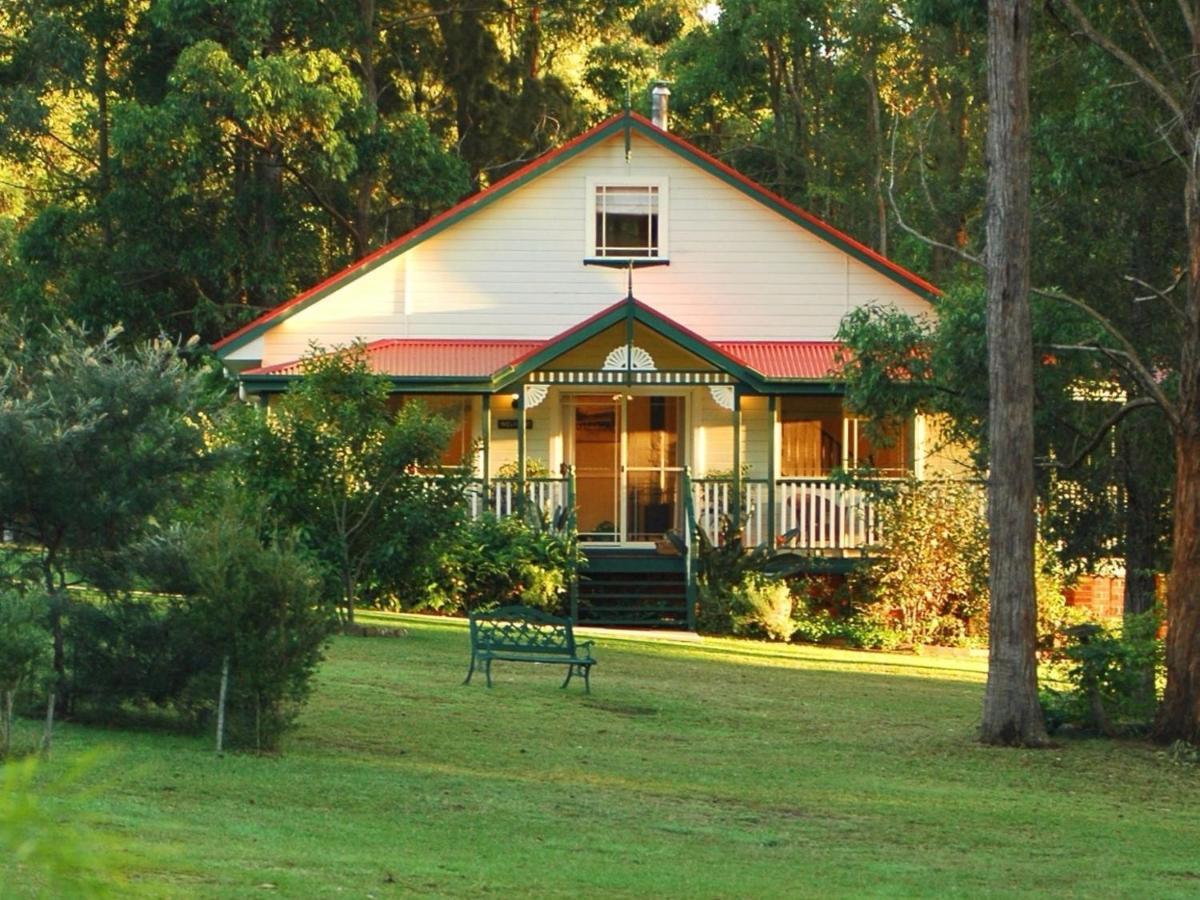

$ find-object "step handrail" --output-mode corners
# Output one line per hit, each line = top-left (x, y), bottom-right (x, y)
(681, 466), (698, 630)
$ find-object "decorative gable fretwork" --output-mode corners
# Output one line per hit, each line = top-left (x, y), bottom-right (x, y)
(602, 344), (657, 371)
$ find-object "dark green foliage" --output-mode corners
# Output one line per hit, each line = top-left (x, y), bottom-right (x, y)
(63, 596), (207, 719)
(789, 580), (902, 651)
(0, 588), (50, 755)
(0, 321), (216, 595)
(693, 515), (805, 634)
(226, 344), (469, 621)
(61, 504), (335, 753)
(127, 495), (334, 751)
(1040, 614), (1162, 737)
(433, 510), (582, 614)
(0, 317), (217, 724)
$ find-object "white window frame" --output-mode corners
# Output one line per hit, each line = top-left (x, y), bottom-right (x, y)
(584, 176), (669, 262)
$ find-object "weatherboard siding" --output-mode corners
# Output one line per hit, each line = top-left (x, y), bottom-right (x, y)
(257, 131), (931, 367)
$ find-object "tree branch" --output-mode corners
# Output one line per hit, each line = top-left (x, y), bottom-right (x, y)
(1055, 0), (1185, 125)
(1129, 0), (1183, 89)
(1177, 0), (1197, 42)
(1037, 396), (1157, 470)
(1125, 269), (1186, 319)
(1035, 286), (1180, 426)
(887, 112), (983, 267)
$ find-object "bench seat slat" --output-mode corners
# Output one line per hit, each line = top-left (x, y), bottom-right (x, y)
(480, 652), (593, 665)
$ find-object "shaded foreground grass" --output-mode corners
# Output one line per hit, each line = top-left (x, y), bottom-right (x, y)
(4, 615), (1199, 898)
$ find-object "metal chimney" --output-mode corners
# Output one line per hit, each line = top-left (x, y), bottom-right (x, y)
(651, 83), (671, 131)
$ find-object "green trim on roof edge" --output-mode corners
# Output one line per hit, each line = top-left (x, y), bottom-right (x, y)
(633, 125), (940, 303)
(240, 374), (496, 394)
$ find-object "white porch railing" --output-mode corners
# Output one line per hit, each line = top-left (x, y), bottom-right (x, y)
(692, 478), (772, 548)
(466, 477), (571, 522)
(690, 477), (883, 551)
(777, 478), (881, 550)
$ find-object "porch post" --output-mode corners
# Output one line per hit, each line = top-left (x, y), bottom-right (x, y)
(566, 464), (579, 622)
(480, 393), (491, 493)
(767, 394), (777, 546)
(516, 385), (527, 505)
(731, 386), (742, 529)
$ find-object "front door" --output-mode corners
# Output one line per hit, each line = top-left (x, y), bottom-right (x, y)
(566, 394), (686, 543)
(571, 399), (621, 541)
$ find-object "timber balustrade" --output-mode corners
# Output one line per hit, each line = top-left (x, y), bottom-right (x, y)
(464, 474), (574, 529)
(456, 470), (884, 552)
(691, 476), (885, 551)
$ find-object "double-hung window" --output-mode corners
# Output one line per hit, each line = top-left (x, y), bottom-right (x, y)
(586, 178), (668, 261)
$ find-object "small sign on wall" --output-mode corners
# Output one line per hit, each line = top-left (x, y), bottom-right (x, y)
(497, 418), (534, 430)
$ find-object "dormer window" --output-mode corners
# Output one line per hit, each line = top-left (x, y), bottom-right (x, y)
(586, 177), (668, 261)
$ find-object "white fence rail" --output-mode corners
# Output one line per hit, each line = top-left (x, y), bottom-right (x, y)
(466, 478), (569, 521)
(777, 479), (880, 550)
(690, 477), (882, 551)
(691, 479), (771, 548)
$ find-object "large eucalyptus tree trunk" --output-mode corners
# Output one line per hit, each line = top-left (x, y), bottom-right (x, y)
(980, 0), (1049, 746)
(1155, 157), (1200, 743)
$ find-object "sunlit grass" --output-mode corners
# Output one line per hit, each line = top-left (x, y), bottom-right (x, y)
(3, 614), (1198, 898)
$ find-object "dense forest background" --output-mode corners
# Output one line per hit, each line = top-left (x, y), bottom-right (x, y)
(0, 0), (1184, 351)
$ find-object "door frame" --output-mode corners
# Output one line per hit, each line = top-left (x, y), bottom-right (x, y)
(560, 388), (693, 546)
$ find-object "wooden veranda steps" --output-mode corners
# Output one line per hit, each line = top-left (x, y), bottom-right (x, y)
(575, 548), (689, 629)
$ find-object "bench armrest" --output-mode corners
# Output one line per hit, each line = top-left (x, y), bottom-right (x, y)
(576, 640), (595, 658)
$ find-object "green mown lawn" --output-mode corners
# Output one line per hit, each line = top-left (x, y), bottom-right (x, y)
(3, 615), (1198, 898)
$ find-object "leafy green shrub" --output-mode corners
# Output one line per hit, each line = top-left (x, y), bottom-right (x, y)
(143, 505), (336, 752)
(66, 507), (334, 754)
(1034, 543), (1088, 650)
(839, 613), (905, 650)
(790, 605), (839, 643)
(0, 589), (51, 756)
(852, 479), (1073, 648)
(64, 596), (208, 722)
(789, 586), (901, 650)
(694, 515), (804, 634)
(732, 577), (796, 642)
(1039, 612), (1162, 736)
(852, 479), (988, 646)
(432, 510), (582, 614)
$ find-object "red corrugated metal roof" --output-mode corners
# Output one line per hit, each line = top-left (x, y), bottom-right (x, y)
(245, 334), (846, 382)
(242, 339), (543, 378)
(715, 341), (844, 380)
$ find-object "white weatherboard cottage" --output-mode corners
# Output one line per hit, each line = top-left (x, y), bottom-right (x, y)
(215, 96), (949, 626)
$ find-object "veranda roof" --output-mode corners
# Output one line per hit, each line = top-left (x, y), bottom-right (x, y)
(244, 339), (544, 379)
(242, 337), (844, 382)
(716, 341), (843, 380)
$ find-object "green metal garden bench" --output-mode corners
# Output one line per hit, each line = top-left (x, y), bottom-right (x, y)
(463, 605), (595, 692)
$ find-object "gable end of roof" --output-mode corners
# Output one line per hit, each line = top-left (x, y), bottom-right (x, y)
(215, 113), (939, 359)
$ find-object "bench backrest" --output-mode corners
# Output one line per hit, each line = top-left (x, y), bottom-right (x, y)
(468, 605), (577, 656)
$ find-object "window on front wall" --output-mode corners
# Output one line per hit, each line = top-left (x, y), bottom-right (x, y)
(780, 396), (842, 477)
(389, 395), (475, 468)
(779, 398), (914, 478)
(588, 180), (666, 259)
(847, 417), (912, 476)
